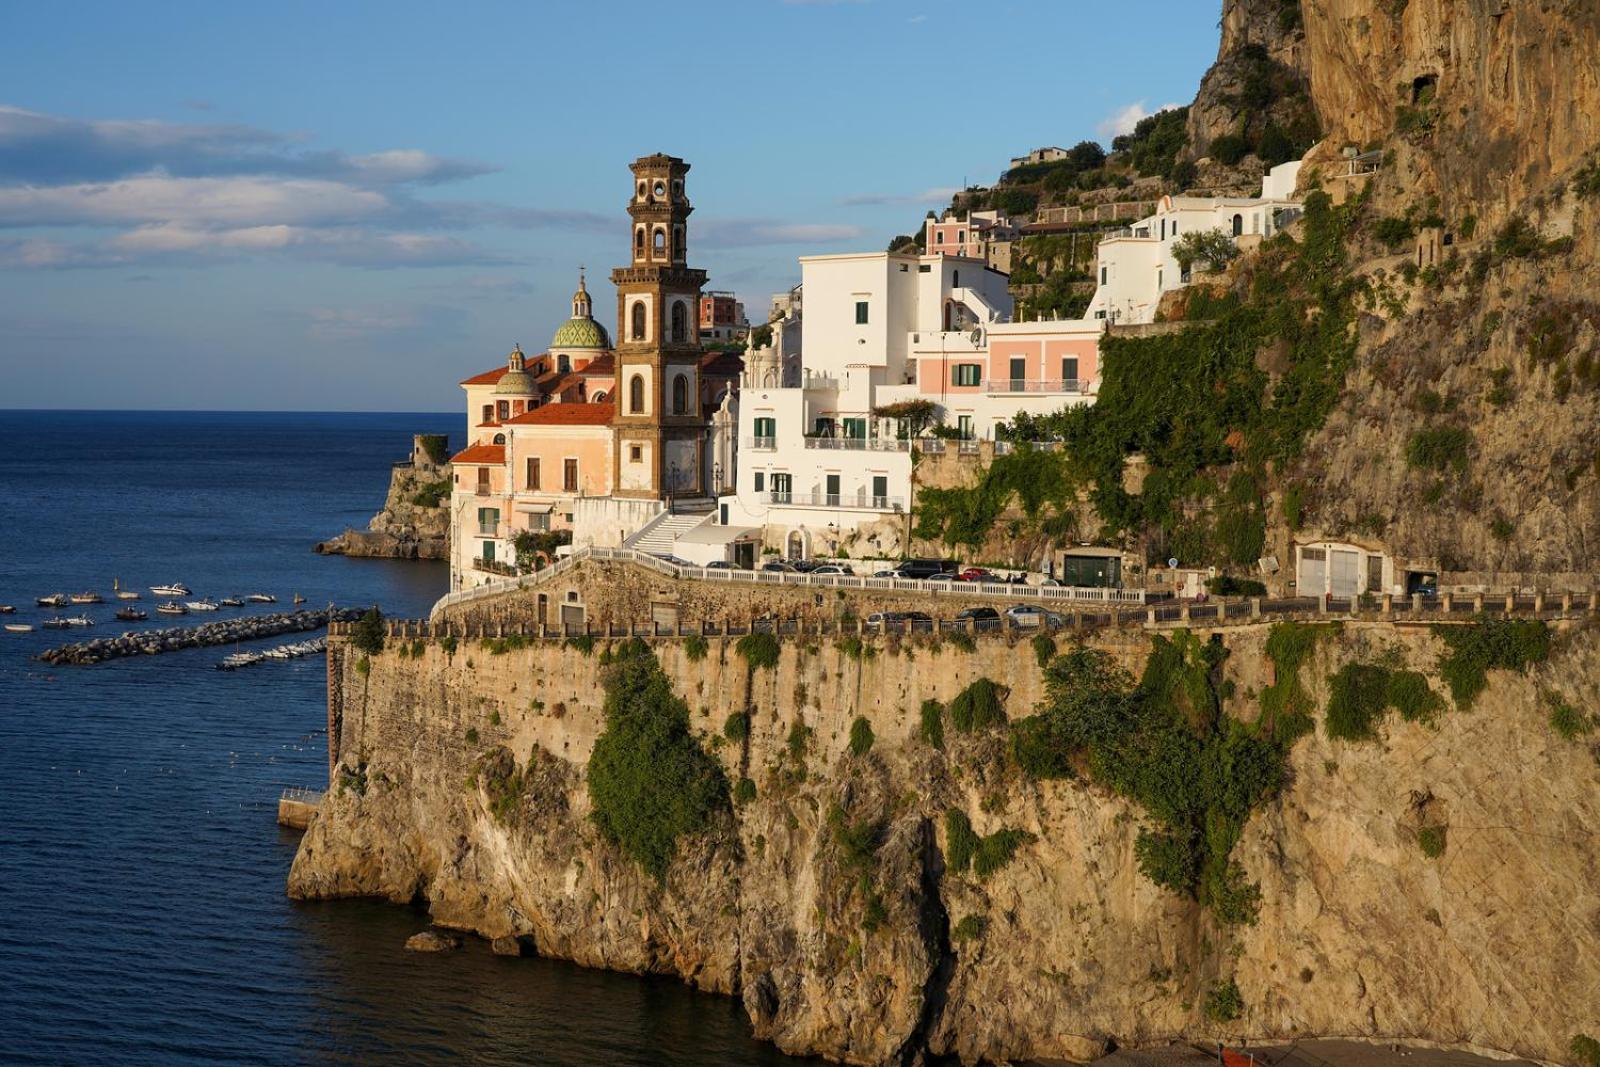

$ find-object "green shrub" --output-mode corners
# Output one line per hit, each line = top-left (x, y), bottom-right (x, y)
(1373, 215), (1417, 248)
(1571, 1034), (1600, 1067)
(1326, 662), (1445, 740)
(565, 635), (596, 656)
(1031, 633), (1056, 669)
(829, 804), (884, 871)
(1206, 575), (1268, 597)
(946, 631), (976, 653)
(1210, 133), (1250, 166)
(950, 678), (1006, 733)
(973, 829), (1028, 878)
(1493, 216), (1542, 259)
(787, 720), (811, 762)
(944, 808), (979, 874)
(848, 716), (875, 756)
(950, 914), (986, 942)
(354, 656), (370, 676)
(351, 608), (385, 656)
(1417, 825), (1447, 858)
(1406, 426), (1471, 473)
(1549, 697), (1593, 740)
(944, 808), (1027, 879)
(410, 479), (450, 508)
(1434, 618), (1550, 707)
(723, 712), (749, 743)
(465, 726), (479, 744)
(919, 699), (946, 750)
(1135, 829), (1199, 893)
(418, 434), (450, 465)
(734, 777), (757, 804)
(1389, 670), (1444, 723)
(1205, 979), (1244, 1023)
(587, 641), (729, 879)
(736, 632), (780, 670)
(837, 635), (874, 660)
(862, 890), (888, 933)
(684, 634), (708, 661)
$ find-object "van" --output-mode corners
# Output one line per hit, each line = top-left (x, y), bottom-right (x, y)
(894, 558), (958, 580)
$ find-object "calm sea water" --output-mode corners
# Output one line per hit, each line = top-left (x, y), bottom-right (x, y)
(0, 411), (813, 1066)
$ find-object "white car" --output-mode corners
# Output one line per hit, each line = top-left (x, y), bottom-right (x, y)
(1005, 604), (1067, 629)
(810, 565), (852, 576)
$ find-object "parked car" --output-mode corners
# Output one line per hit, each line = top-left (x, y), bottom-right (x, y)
(1005, 604), (1068, 629)
(958, 567), (995, 582)
(789, 558), (823, 573)
(810, 565), (852, 576)
(894, 558), (958, 580)
(864, 611), (905, 631)
(761, 561), (794, 573)
(954, 606), (1001, 622)
(705, 560), (732, 570)
(872, 569), (899, 578)
(924, 572), (956, 582)
(865, 611), (932, 632)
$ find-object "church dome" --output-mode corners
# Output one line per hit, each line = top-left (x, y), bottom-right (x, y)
(551, 315), (611, 351)
(494, 343), (537, 395)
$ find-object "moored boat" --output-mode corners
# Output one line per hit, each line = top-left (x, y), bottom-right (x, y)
(292, 594), (306, 605)
(0, 605), (15, 614)
(62, 615), (94, 627)
(150, 583), (191, 597)
(219, 596), (244, 607)
(5, 622), (33, 633)
(244, 593), (276, 603)
(70, 592), (103, 604)
(115, 607), (148, 621)
(156, 601), (188, 615)
(41, 618), (71, 629)
(37, 593), (70, 608)
(185, 599), (220, 612)
(113, 579), (140, 600)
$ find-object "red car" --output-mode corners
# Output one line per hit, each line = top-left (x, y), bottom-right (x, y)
(957, 567), (995, 582)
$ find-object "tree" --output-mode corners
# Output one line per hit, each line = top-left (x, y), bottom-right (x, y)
(1171, 228), (1240, 273)
(871, 399), (938, 439)
(350, 608), (385, 656)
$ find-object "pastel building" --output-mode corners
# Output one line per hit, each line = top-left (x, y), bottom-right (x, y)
(1087, 159), (1304, 325)
(924, 209), (1018, 273)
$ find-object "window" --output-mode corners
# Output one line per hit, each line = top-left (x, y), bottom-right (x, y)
(952, 364), (981, 387)
(1009, 356), (1026, 388)
(1160, 219), (1166, 240)
(1367, 554), (1384, 593)
(899, 264), (908, 272)
(477, 507), (499, 534)
(771, 472), (791, 502)
(492, 433), (505, 445)
(673, 225), (684, 256)
(481, 404), (492, 424)
(871, 475), (888, 508)
(563, 458), (578, 492)
(753, 471), (764, 492)
(957, 415), (974, 440)
(918, 264), (931, 273)
(935, 232), (944, 245)
(952, 270), (959, 286)
(526, 457), (540, 489)
(1172, 221), (1179, 235)
(629, 444), (642, 462)
(482, 541), (496, 563)
(634, 227), (644, 256)
(825, 474), (841, 506)
(842, 417), (866, 440)
(1061, 356), (1079, 385)
(753, 416), (775, 446)
(1232, 214), (1244, 237)
(854, 300), (869, 325)
(653, 228), (666, 255)
(670, 302), (687, 343)
(1100, 266), (1108, 285)
(557, 354), (570, 373)
(671, 374), (687, 413)
(496, 400), (509, 420)
(629, 374), (645, 413)
(631, 301), (646, 341)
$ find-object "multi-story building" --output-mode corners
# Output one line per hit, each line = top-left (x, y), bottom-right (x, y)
(1087, 159), (1303, 325)
(924, 209), (1018, 273)
(1009, 146), (1067, 169)
(698, 290), (748, 344)
(719, 250), (1101, 557)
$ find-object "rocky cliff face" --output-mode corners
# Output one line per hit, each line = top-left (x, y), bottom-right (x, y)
(315, 439), (449, 561)
(289, 621), (1600, 1065)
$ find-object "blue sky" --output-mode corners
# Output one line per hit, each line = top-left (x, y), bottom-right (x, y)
(0, 0), (1219, 411)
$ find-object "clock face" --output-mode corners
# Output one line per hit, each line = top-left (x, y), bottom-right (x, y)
(653, 181), (666, 198)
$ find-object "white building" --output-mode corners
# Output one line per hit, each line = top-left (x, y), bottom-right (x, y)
(1086, 159), (1304, 326)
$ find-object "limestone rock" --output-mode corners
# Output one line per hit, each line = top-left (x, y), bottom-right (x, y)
(405, 930), (461, 953)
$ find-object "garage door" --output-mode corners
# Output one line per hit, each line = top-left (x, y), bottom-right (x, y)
(1297, 547), (1326, 596)
(1329, 549), (1360, 598)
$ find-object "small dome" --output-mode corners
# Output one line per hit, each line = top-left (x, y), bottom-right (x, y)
(494, 367), (537, 394)
(551, 316), (611, 351)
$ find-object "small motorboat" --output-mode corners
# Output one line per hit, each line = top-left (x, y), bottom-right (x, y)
(156, 601), (188, 616)
(292, 594), (306, 605)
(0, 605), (15, 614)
(186, 599), (220, 612)
(113, 578), (140, 600)
(37, 593), (70, 608)
(41, 617), (71, 629)
(151, 583), (192, 597)
(244, 593), (276, 603)
(62, 615), (94, 627)
(5, 622), (33, 633)
(115, 607), (148, 622)
(219, 596), (244, 607)
(70, 592), (103, 604)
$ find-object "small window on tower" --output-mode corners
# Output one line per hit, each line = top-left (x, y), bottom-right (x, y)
(631, 302), (646, 341)
(630, 444), (642, 462)
(653, 228), (666, 255)
(855, 301), (869, 325)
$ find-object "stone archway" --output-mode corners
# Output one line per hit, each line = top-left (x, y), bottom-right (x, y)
(785, 529), (809, 560)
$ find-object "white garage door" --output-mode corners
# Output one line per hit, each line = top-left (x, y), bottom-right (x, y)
(1330, 549), (1361, 598)
(1298, 547), (1326, 596)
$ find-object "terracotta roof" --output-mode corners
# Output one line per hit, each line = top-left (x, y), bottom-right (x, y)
(502, 402), (614, 427)
(460, 366), (507, 386)
(449, 443), (505, 464)
(577, 353), (614, 375)
(699, 350), (744, 377)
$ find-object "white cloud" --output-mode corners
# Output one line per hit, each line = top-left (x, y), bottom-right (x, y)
(1096, 100), (1183, 142)
(838, 186), (959, 207)
(0, 176), (391, 228)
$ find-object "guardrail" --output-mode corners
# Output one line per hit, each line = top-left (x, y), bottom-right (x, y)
(982, 379), (1083, 394)
(803, 437), (911, 452)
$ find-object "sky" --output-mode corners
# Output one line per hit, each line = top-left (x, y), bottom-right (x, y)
(0, 0), (1220, 412)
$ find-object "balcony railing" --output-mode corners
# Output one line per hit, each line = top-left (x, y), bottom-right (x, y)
(476, 525), (500, 537)
(746, 436), (777, 451)
(982, 378), (1083, 394)
(471, 557), (518, 576)
(764, 491), (904, 511)
(803, 437), (910, 452)
(474, 485), (491, 497)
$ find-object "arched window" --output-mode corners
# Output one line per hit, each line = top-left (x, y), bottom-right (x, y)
(670, 301), (687, 343)
(671, 374), (687, 414)
(1232, 213), (1244, 237)
(673, 225), (684, 257)
(953, 269), (960, 286)
(634, 227), (645, 257)
(629, 374), (645, 414)
(592, 390), (608, 403)
(653, 228), (666, 255)
(492, 433), (505, 445)
(631, 301), (646, 341)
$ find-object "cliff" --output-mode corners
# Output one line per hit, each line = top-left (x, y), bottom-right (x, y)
(289, 616), (1600, 1065)
(315, 434), (450, 561)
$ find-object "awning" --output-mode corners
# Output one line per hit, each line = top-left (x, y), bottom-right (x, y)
(515, 502), (555, 514)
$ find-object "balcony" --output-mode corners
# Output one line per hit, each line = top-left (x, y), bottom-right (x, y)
(982, 378), (1083, 394)
(471, 557), (518, 577)
(476, 525), (501, 538)
(474, 484), (492, 497)
(764, 491), (904, 512)
(746, 436), (777, 451)
(802, 437), (910, 452)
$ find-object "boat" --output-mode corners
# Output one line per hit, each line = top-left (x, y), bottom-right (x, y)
(113, 579), (140, 600)
(62, 615), (94, 627)
(186, 599), (220, 612)
(36, 593), (70, 608)
(150, 583), (192, 597)
(219, 596), (244, 607)
(70, 592), (103, 604)
(156, 601), (188, 616)
(115, 607), (148, 622)
(244, 593), (276, 603)
(0, 605), (15, 614)
(5, 622), (33, 633)
(292, 594), (306, 605)
(41, 618), (71, 629)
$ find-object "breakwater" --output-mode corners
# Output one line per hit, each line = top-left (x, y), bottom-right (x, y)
(37, 608), (364, 666)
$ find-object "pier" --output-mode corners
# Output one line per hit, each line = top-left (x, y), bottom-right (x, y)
(37, 608), (365, 666)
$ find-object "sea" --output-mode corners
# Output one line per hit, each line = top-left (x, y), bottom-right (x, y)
(0, 411), (816, 1066)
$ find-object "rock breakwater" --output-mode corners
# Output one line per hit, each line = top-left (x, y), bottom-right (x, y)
(38, 608), (363, 666)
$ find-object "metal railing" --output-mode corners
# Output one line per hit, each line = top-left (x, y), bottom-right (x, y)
(982, 378), (1082, 394)
(746, 436), (777, 451)
(763, 491), (904, 511)
(472, 557), (517, 576)
(474, 485), (491, 497)
(803, 437), (911, 452)
(281, 786), (324, 806)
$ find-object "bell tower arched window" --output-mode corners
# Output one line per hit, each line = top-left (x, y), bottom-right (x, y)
(629, 374), (645, 414)
(634, 227), (645, 259)
(631, 301), (646, 341)
(671, 374), (687, 414)
(670, 301), (687, 343)
(653, 228), (666, 257)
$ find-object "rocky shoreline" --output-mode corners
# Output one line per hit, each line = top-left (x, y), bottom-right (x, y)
(38, 608), (363, 665)
(315, 434), (450, 561)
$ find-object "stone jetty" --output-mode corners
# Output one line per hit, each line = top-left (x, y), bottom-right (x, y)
(37, 608), (365, 666)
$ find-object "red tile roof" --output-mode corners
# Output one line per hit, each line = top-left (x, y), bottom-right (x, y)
(460, 366), (507, 386)
(502, 402), (615, 427)
(449, 443), (505, 464)
(699, 350), (744, 378)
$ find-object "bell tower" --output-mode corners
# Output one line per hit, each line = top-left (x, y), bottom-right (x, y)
(610, 153), (708, 501)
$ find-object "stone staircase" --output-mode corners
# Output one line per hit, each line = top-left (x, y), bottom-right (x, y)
(625, 509), (713, 557)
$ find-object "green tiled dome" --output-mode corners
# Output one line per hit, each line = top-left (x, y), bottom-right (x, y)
(494, 367), (537, 394)
(551, 316), (610, 350)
